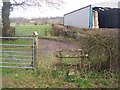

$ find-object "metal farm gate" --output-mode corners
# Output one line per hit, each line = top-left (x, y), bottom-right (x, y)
(0, 37), (35, 69)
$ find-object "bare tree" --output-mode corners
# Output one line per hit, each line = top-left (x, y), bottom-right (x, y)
(2, 0), (63, 37)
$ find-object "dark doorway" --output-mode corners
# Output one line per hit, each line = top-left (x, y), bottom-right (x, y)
(93, 7), (120, 28)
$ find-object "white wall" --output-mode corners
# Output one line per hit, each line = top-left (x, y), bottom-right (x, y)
(64, 6), (91, 28)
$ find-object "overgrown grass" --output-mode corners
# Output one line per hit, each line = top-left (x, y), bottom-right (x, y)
(2, 49), (117, 88)
(1, 53), (77, 88)
(1, 51), (119, 88)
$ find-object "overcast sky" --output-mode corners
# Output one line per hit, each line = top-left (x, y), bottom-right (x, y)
(0, 0), (119, 19)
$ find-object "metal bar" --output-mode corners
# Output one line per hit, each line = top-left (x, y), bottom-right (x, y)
(0, 44), (33, 47)
(32, 38), (35, 68)
(0, 55), (33, 58)
(0, 58), (32, 61)
(0, 66), (34, 69)
(2, 48), (32, 50)
(0, 37), (33, 39)
(1, 50), (32, 54)
(1, 50), (32, 52)
(0, 62), (31, 65)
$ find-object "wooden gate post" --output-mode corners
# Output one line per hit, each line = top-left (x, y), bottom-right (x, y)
(33, 31), (38, 48)
(33, 31), (38, 71)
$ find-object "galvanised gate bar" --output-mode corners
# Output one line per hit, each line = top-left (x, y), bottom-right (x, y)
(0, 37), (35, 69)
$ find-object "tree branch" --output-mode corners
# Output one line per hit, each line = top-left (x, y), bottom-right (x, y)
(11, 1), (26, 6)
(46, 0), (63, 9)
(4, 0), (64, 13)
(10, 0), (63, 8)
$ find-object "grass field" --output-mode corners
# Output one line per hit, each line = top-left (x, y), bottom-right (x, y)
(11, 23), (52, 37)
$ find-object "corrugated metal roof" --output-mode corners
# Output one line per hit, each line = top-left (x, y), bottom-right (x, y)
(64, 5), (91, 16)
(92, 0), (120, 8)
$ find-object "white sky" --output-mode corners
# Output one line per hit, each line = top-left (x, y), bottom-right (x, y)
(0, 0), (119, 19)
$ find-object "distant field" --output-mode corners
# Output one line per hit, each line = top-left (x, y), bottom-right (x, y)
(11, 24), (52, 37)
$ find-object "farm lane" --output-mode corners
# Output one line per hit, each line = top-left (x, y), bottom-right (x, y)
(38, 38), (79, 55)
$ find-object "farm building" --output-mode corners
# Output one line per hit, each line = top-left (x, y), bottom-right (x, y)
(64, 0), (120, 28)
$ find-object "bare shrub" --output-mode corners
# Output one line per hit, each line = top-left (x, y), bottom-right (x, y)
(52, 24), (79, 38)
(34, 22), (38, 25)
(79, 29), (118, 73)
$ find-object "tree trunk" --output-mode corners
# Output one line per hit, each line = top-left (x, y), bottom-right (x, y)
(2, 0), (11, 37)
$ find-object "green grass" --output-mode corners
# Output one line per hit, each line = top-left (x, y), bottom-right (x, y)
(11, 24), (52, 37)
(1, 53), (119, 88)
(1, 53), (77, 88)
(1, 48), (118, 88)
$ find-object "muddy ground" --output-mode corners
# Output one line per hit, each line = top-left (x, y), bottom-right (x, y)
(38, 38), (79, 55)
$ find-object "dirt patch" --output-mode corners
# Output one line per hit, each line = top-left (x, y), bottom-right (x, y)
(38, 38), (79, 54)
(2, 77), (16, 87)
